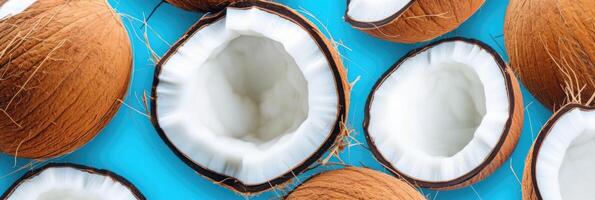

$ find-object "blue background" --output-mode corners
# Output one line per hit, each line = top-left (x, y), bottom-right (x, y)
(0, 0), (552, 199)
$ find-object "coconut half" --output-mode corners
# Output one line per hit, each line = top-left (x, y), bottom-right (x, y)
(286, 167), (425, 200)
(1, 163), (145, 200)
(345, 0), (485, 43)
(0, 0), (131, 159)
(151, 1), (349, 193)
(523, 104), (595, 200)
(364, 38), (523, 189)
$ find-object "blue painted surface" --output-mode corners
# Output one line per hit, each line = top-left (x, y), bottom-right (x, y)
(0, 0), (552, 199)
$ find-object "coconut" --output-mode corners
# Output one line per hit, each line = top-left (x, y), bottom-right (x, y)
(165, 0), (244, 12)
(0, 0), (131, 159)
(522, 104), (595, 200)
(286, 167), (425, 200)
(1, 163), (145, 200)
(151, 1), (349, 194)
(364, 38), (524, 189)
(345, 0), (484, 43)
(505, 0), (594, 110)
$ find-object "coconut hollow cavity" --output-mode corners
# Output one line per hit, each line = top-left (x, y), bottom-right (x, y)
(523, 104), (595, 200)
(364, 38), (523, 189)
(1, 163), (145, 200)
(345, 0), (484, 43)
(151, 1), (349, 194)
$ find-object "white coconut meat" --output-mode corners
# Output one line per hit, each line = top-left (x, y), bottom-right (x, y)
(347, 0), (411, 22)
(535, 107), (595, 200)
(155, 7), (340, 185)
(367, 40), (511, 182)
(0, 0), (37, 19)
(5, 166), (139, 200)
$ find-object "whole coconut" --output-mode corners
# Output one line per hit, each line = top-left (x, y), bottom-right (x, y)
(0, 0), (131, 159)
(505, 0), (594, 110)
(286, 167), (425, 200)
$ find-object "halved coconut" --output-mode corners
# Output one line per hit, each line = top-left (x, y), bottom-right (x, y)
(364, 38), (524, 189)
(523, 104), (595, 200)
(1, 163), (145, 200)
(345, 0), (485, 43)
(286, 167), (425, 200)
(151, 1), (349, 194)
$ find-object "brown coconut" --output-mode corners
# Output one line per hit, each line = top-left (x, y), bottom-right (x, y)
(165, 0), (245, 12)
(286, 167), (425, 200)
(0, 0), (131, 159)
(345, 0), (485, 43)
(505, 0), (595, 110)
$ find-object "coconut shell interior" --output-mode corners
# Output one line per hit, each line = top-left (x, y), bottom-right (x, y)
(363, 38), (523, 189)
(0, 0), (131, 159)
(345, 0), (484, 43)
(286, 167), (425, 200)
(522, 104), (595, 200)
(505, 0), (594, 110)
(151, 1), (349, 194)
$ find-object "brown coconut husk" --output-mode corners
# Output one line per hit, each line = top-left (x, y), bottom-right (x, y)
(0, 0), (131, 159)
(345, 0), (484, 43)
(165, 0), (256, 12)
(285, 167), (425, 200)
(522, 104), (595, 200)
(363, 38), (524, 189)
(151, 0), (350, 194)
(505, 0), (594, 111)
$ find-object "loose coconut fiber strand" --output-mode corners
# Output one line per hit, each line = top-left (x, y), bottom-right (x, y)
(505, 0), (594, 110)
(0, 0), (131, 159)
(286, 167), (425, 200)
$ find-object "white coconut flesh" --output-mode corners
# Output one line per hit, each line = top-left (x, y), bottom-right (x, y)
(535, 107), (595, 200)
(347, 0), (412, 23)
(155, 7), (340, 185)
(0, 0), (37, 19)
(6, 167), (138, 200)
(367, 40), (511, 182)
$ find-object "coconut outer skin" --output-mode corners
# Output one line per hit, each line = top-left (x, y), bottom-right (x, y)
(0, 0), (131, 159)
(522, 104), (595, 200)
(505, 0), (595, 110)
(286, 167), (425, 200)
(346, 0), (484, 43)
(151, 1), (350, 194)
(165, 0), (251, 12)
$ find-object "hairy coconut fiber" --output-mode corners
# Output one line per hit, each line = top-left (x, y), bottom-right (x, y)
(505, 0), (594, 110)
(286, 167), (425, 200)
(165, 0), (245, 12)
(0, 0), (131, 159)
(346, 0), (484, 43)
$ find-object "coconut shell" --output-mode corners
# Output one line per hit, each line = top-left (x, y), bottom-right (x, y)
(152, 0), (350, 194)
(505, 0), (595, 110)
(165, 0), (244, 12)
(0, 0), (131, 159)
(522, 104), (594, 200)
(286, 167), (425, 200)
(345, 0), (484, 43)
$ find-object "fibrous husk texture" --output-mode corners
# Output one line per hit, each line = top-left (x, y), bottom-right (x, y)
(165, 0), (247, 12)
(286, 167), (425, 200)
(0, 0), (131, 159)
(505, 0), (595, 110)
(351, 0), (484, 43)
